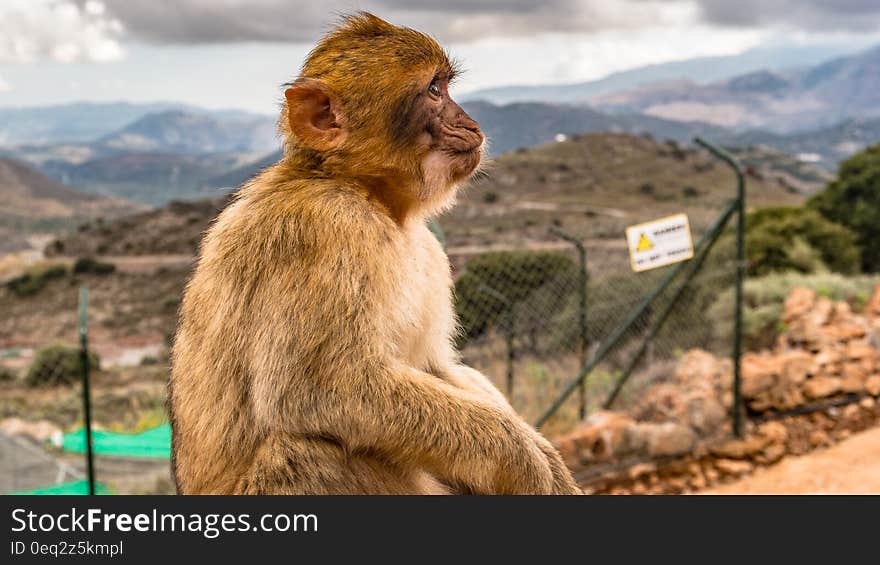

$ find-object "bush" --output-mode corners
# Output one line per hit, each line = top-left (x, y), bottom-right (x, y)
(25, 344), (100, 387)
(0, 367), (16, 383)
(809, 143), (880, 272)
(708, 272), (880, 351)
(73, 256), (116, 275)
(727, 206), (860, 276)
(455, 251), (577, 344)
(5, 263), (68, 297)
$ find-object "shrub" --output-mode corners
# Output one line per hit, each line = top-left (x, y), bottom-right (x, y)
(733, 206), (860, 276)
(25, 344), (100, 387)
(708, 272), (880, 351)
(809, 143), (880, 272)
(5, 263), (68, 297)
(455, 251), (577, 344)
(0, 367), (16, 383)
(73, 256), (116, 275)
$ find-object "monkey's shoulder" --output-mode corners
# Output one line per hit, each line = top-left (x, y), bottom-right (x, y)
(207, 179), (400, 264)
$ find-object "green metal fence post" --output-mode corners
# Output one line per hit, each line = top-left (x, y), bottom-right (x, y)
(478, 284), (516, 399)
(695, 138), (746, 438)
(550, 227), (589, 419)
(78, 286), (96, 496)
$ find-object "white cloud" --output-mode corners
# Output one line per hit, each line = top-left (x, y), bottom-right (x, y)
(0, 0), (125, 64)
(0, 75), (9, 93)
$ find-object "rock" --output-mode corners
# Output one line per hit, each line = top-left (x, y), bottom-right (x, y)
(627, 462), (657, 480)
(704, 466), (720, 483)
(757, 421), (788, 444)
(843, 362), (868, 382)
(808, 430), (829, 447)
(767, 383), (805, 411)
(865, 284), (880, 318)
(714, 459), (753, 476)
(832, 322), (867, 342)
(741, 353), (778, 397)
(710, 435), (769, 459)
(781, 350), (813, 384)
(841, 404), (860, 420)
(683, 389), (726, 436)
(674, 349), (721, 388)
(865, 375), (880, 396)
(860, 397), (876, 410)
(569, 411), (636, 462)
(632, 383), (683, 424)
(759, 443), (787, 464)
(688, 472), (707, 490)
(783, 287), (816, 323)
(814, 349), (842, 367)
(631, 422), (696, 457)
(841, 374), (866, 393)
(845, 341), (876, 360)
(666, 477), (687, 493)
(803, 376), (841, 399)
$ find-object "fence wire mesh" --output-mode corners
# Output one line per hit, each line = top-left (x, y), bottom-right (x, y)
(454, 212), (739, 435)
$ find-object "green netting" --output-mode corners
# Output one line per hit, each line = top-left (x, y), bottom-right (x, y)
(12, 480), (110, 495)
(62, 423), (171, 459)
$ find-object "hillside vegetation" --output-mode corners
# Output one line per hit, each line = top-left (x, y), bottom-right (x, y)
(47, 133), (805, 257)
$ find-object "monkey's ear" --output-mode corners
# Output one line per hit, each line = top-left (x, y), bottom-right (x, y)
(285, 80), (346, 151)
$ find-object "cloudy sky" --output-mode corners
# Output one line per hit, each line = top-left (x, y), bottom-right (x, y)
(2, 0), (880, 114)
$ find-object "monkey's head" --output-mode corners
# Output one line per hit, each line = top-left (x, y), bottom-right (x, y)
(282, 13), (484, 220)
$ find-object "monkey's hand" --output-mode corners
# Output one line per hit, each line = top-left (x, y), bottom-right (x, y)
(439, 364), (582, 495)
(529, 431), (584, 495)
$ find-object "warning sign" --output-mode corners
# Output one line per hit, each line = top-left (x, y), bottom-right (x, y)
(626, 213), (694, 272)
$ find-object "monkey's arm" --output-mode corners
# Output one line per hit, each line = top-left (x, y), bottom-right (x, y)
(244, 200), (558, 494)
(437, 364), (582, 495)
(292, 361), (559, 494)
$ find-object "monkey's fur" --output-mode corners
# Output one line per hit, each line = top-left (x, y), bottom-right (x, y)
(169, 13), (581, 494)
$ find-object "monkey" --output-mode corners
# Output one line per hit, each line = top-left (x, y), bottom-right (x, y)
(169, 12), (581, 495)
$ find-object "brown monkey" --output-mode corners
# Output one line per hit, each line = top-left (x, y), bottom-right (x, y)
(169, 13), (580, 495)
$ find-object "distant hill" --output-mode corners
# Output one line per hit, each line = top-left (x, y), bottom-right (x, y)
(98, 110), (277, 154)
(49, 132), (804, 257)
(42, 152), (251, 206)
(592, 44), (880, 133)
(47, 198), (229, 258)
(205, 150), (282, 189)
(0, 107), (279, 206)
(463, 100), (727, 155)
(0, 157), (143, 252)
(722, 117), (880, 170)
(0, 102), (274, 147)
(458, 42), (871, 105)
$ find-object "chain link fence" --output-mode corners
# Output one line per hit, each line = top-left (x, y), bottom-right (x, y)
(454, 139), (746, 436)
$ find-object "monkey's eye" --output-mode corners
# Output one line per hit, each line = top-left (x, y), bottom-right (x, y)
(428, 81), (441, 97)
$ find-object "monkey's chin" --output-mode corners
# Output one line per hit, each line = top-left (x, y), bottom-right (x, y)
(449, 148), (483, 181)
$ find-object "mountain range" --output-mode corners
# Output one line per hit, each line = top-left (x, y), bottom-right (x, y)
(459, 41), (874, 106)
(0, 41), (878, 206)
(592, 45), (880, 133)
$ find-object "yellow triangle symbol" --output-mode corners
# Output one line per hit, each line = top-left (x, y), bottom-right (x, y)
(636, 232), (653, 252)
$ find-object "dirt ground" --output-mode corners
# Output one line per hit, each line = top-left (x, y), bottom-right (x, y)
(707, 426), (880, 494)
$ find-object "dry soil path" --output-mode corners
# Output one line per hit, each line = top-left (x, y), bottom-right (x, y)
(706, 425), (880, 494)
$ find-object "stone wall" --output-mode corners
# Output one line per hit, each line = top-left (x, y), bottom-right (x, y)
(555, 284), (880, 494)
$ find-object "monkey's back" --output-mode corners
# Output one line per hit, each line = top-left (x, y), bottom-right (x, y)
(169, 170), (442, 493)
